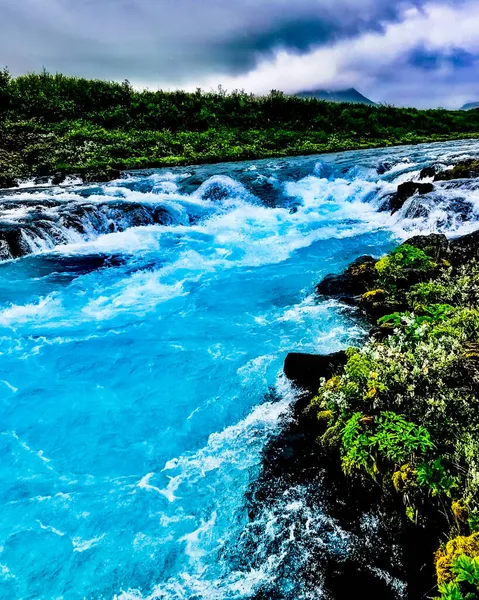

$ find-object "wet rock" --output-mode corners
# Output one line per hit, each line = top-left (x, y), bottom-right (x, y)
(248, 349), (441, 600)
(0, 172), (18, 188)
(0, 226), (30, 259)
(390, 182), (434, 214)
(316, 255), (377, 298)
(450, 229), (479, 264)
(419, 165), (437, 179)
(51, 171), (66, 185)
(402, 233), (450, 261)
(358, 289), (405, 319)
(284, 350), (347, 392)
(0, 200), (176, 261)
(81, 167), (121, 184)
(377, 161), (392, 175)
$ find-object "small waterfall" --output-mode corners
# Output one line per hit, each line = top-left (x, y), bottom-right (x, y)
(0, 200), (181, 260)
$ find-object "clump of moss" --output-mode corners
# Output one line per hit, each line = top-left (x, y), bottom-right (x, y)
(435, 533), (479, 584)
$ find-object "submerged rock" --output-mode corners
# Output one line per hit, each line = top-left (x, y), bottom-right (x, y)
(419, 165), (437, 179)
(390, 181), (434, 214)
(0, 200), (175, 261)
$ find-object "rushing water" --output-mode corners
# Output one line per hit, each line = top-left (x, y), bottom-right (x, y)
(1, 139), (479, 599)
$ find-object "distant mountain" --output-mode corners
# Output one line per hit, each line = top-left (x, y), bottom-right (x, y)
(461, 101), (479, 111)
(294, 87), (377, 106)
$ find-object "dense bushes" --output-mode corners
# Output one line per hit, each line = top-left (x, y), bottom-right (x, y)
(311, 240), (479, 599)
(1, 69), (479, 184)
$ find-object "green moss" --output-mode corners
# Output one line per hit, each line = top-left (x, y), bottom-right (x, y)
(375, 244), (436, 284)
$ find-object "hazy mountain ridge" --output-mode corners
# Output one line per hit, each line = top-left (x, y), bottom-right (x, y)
(461, 101), (479, 111)
(294, 87), (377, 105)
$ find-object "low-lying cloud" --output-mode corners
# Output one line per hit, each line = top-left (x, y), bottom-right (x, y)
(1, 0), (478, 107)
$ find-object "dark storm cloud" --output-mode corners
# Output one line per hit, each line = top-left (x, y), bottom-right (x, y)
(0, 0), (424, 83)
(1, 0), (477, 106)
(408, 47), (478, 71)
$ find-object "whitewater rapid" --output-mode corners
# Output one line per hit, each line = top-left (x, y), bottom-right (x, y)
(1, 139), (479, 599)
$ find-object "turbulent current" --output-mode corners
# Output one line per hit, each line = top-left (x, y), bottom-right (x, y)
(1, 139), (479, 599)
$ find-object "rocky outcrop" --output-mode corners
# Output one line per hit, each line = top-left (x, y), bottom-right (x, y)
(402, 233), (449, 260)
(246, 348), (442, 599)
(0, 200), (176, 260)
(449, 229), (479, 264)
(316, 255), (376, 298)
(316, 233), (457, 321)
(434, 159), (479, 182)
(284, 351), (347, 393)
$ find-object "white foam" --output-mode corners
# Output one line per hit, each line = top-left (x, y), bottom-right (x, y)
(72, 534), (105, 553)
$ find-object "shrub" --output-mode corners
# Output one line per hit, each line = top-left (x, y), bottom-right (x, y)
(375, 244), (435, 282)
(341, 411), (434, 476)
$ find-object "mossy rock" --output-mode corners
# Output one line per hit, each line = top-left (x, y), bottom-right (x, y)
(435, 159), (479, 181)
(402, 233), (450, 261)
(317, 255), (377, 298)
(359, 289), (397, 319)
(435, 532), (479, 584)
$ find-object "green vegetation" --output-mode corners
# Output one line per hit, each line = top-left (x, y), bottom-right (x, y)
(2, 69), (479, 185)
(310, 240), (479, 599)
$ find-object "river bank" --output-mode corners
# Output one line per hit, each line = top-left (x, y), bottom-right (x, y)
(4, 71), (479, 188)
(274, 227), (479, 599)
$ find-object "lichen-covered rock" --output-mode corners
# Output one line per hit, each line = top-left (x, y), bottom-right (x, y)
(435, 533), (479, 584)
(358, 288), (405, 319)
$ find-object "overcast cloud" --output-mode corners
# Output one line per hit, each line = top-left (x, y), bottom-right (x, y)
(1, 0), (478, 107)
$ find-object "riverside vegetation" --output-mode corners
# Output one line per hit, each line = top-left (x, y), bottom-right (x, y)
(2, 69), (479, 186)
(308, 233), (479, 600)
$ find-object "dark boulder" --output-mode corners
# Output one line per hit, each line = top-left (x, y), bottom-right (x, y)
(450, 229), (479, 264)
(0, 226), (30, 259)
(402, 233), (450, 260)
(377, 161), (392, 175)
(0, 173), (18, 189)
(51, 171), (66, 185)
(316, 255), (377, 298)
(390, 181), (434, 214)
(81, 167), (121, 184)
(419, 166), (437, 179)
(284, 350), (347, 392)
(358, 289), (407, 319)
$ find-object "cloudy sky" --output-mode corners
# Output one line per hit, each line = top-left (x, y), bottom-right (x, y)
(2, 0), (479, 107)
